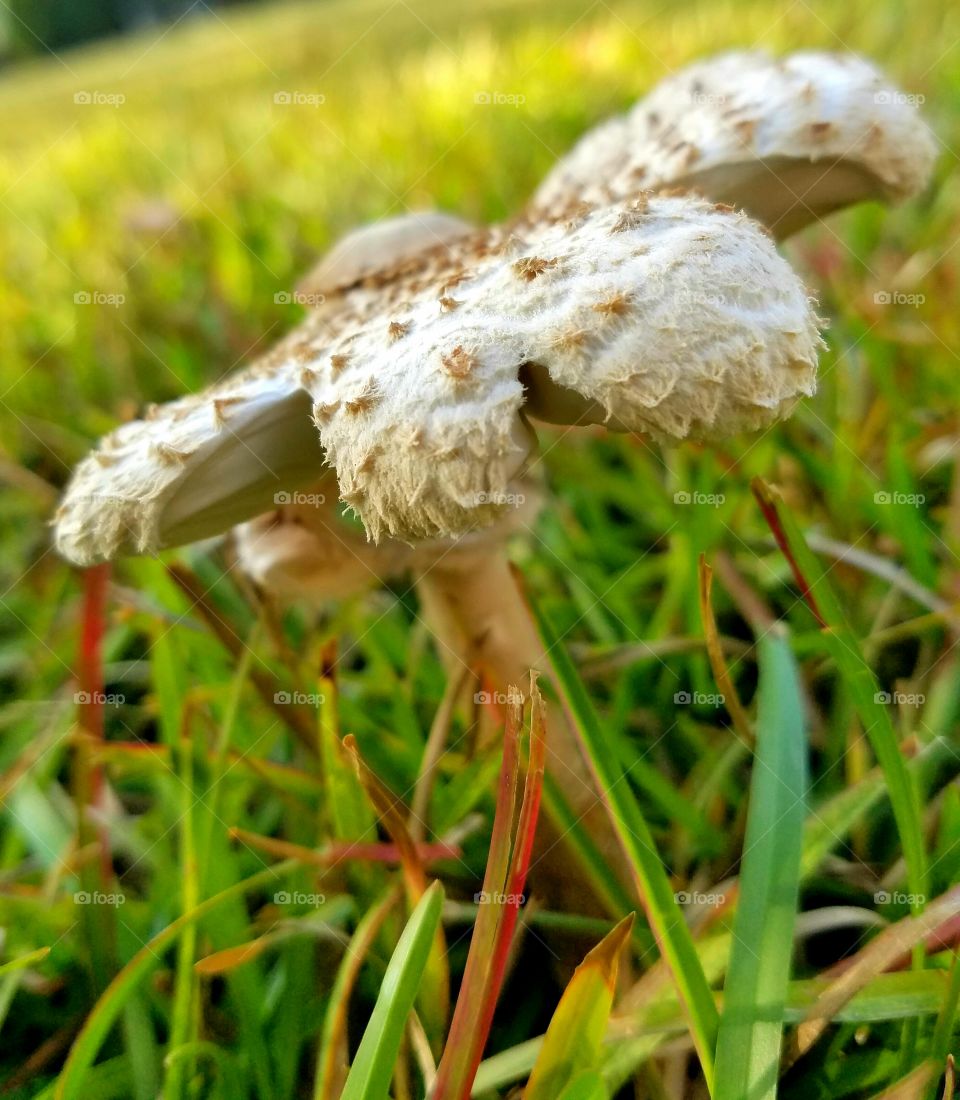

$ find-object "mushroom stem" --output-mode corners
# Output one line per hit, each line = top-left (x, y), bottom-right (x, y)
(414, 548), (635, 912)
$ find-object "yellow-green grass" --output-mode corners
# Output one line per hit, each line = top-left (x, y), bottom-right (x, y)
(1, 0), (960, 1096)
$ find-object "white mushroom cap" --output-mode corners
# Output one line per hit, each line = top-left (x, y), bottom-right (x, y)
(234, 470), (541, 604)
(535, 51), (937, 237)
(296, 210), (474, 302)
(54, 192), (821, 563)
(233, 472), (413, 601)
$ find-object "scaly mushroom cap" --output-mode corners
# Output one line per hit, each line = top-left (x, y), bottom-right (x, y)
(54, 192), (821, 563)
(233, 471), (413, 601)
(234, 469), (542, 603)
(296, 210), (474, 302)
(535, 51), (936, 237)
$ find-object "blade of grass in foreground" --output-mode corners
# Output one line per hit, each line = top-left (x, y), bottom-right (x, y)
(432, 683), (547, 1100)
(714, 632), (808, 1100)
(524, 583), (719, 1091)
(473, 969), (956, 1096)
(55, 859), (301, 1100)
(752, 478), (928, 911)
(339, 881), (444, 1100)
(314, 885), (402, 1100)
(525, 914), (634, 1100)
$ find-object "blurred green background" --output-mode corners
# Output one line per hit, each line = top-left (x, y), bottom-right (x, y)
(1, 0), (959, 1096)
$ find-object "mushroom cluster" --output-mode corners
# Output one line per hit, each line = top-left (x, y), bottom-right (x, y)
(54, 49), (935, 905)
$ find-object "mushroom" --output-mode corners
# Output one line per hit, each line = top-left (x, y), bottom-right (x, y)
(52, 50), (934, 908)
(535, 50), (936, 237)
(54, 191), (822, 901)
(295, 210), (474, 306)
(55, 193), (820, 564)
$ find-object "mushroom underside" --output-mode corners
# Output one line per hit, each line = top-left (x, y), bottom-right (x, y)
(681, 156), (883, 238)
(159, 389), (322, 549)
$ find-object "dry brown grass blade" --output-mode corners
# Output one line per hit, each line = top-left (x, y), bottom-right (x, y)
(410, 665), (471, 842)
(866, 1061), (936, 1099)
(229, 826), (459, 867)
(341, 735), (429, 897)
(698, 555), (753, 744)
(792, 886), (960, 1062)
(166, 563), (316, 752)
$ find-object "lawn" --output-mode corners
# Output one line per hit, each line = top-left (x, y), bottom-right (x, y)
(1, 0), (959, 1096)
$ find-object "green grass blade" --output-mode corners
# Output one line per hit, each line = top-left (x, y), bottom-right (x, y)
(340, 881), (445, 1100)
(55, 859), (300, 1100)
(714, 632), (808, 1100)
(525, 587), (719, 1090)
(525, 914), (633, 1100)
(557, 1070), (608, 1100)
(753, 479), (928, 909)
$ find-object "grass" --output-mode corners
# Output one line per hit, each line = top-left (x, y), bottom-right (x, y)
(1, 0), (960, 1095)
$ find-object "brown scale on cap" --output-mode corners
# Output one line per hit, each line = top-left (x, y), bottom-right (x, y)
(152, 442), (193, 466)
(438, 296), (461, 312)
(512, 256), (559, 281)
(312, 400), (340, 425)
(550, 327), (590, 353)
(734, 118), (757, 145)
(440, 345), (477, 380)
(610, 207), (648, 233)
(345, 381), (380, 415)
(330, 353), (349, 373)
(592, 291), (633, 318)
(357, 447), (380, 475)
(212, 396), (244, 429)
(387, 320), (410, 342)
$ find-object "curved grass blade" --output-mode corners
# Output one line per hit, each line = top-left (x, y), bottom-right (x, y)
(714, 632), (807, 1100)
(342, 734), (450, 1047)
(523, 583), (719, 1090)
(339, 880), (444, 1100)
(752, 478), (927, 911)
(314, 885), (402, 1100)
(473, 969), (955, 1097)
(432, 683), (547, 1100)
(55, 859), (300, 1100)
(525, 914), (634, 1100)
(558, 1070), (609, 1100)
(794, 887), (960, 1063)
